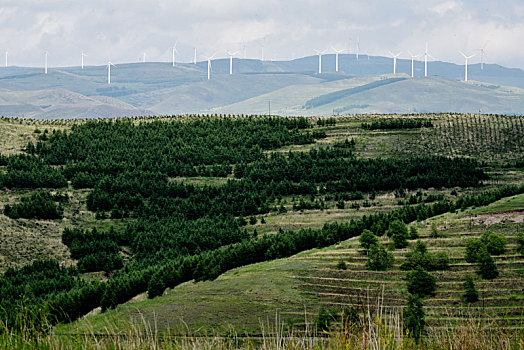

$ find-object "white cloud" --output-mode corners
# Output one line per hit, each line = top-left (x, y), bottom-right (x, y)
(430, 1), (460, 16)
(0, 0), (522, 69)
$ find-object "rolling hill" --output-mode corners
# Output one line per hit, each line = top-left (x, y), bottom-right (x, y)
(0, 56), (523, 118)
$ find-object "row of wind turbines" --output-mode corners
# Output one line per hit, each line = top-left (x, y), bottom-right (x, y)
(2, 41), (488, 84)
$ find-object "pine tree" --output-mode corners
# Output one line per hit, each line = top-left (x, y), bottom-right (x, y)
(404, 293), (425, 341)
(148, 272), (166, 299)
(407, 266), (436, 297)
(477, 247), (499, 279)
(359, 229), (378, 252)
(463, 275), (479, 303)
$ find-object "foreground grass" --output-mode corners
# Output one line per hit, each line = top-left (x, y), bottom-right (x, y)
(4, 303), (523, 349)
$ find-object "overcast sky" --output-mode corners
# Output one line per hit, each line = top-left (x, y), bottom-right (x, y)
(1, 0), (523, 69)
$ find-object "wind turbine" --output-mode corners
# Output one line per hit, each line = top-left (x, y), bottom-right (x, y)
(241, 40), (247, 59)
(226, 50), (238, 75)
(314, 49), (326, 74)
(388, 51), (401, 75)
(346, 38), (351, 57)
(107, 61), (115, 84)
(407, 51), (420, 78)
(142, 52), (148, 63)
(259, 42), (265, 61)
(44, 51), (48, 74)
(477, 42), (487, 70)
(356, 37), (360, 60)
(202, 53), (217, 80)
(172, 42), (178, 67)
(423, 43), (435, 77)
(459, 51), (476, 82)
(193, 47), (197, 64)
(332, 47), (344, 72)
(81, 52), (87, 69)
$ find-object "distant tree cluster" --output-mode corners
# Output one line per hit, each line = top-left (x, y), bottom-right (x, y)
(361, 119), (433, 130)
(0, 155), (67, 189)
(4, 191), (64, 219)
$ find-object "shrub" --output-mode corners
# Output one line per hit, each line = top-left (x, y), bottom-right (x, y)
(336, 261), (347, 270)
(387, 219), (408, 238)
(388, 219), (409, 248)
(359, 229), (378, 252)
(428, 251), (450, 271)
(481, 231), (506, 255)
(392, 230), (409, 249)
(400, 241), (450, 271)
(409, 226), (419, 239)
(367, 244), (394, 271)
(517, 232), (524, 255)
(430, 223), (439, 238)
(342, 307), (361, 329)
(465, 238), (485, 263)
(407, 266), (436, 297)
(404, 293), (425, 341)
(463, 276), (479, 303)
(476, 247), (499, 279)
(315, 306), (339, 331)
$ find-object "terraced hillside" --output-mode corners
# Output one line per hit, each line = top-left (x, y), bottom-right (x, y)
(63, 194), (523, 336)
(298, 200), (523, 329)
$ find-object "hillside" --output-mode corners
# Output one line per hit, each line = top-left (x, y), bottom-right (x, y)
(0, 114), (522, 338)
(1, 56), (524, 118)
(212, 76), (524, 116)
(62, 193), (524, 335)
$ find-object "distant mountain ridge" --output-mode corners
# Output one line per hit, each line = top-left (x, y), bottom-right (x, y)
(0, 55), (523, 118)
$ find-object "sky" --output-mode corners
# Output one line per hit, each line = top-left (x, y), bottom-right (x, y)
(0, 0), (523, 69)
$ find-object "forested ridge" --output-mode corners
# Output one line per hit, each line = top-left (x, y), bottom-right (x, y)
(0, 116), (512, 333)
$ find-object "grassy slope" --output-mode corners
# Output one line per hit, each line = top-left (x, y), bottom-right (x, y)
(63, 194), (524, 335)
(211, 76), (524, 116)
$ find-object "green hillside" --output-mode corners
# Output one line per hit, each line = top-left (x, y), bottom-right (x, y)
(62, 193), (524, 335)
(0, 114), (522, 348)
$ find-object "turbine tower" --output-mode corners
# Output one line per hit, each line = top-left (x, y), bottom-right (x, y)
(388, 51), (401, 75)
(202, 53), (217, 80)
(477, 42), (487, 70)
(259, 42), (265, 61)
(356, 36), (360, 60)
(241, 40), (247, 59)
(44, 51), (48, 74)
(314, 49), (326, 74)
(332, 47), (344, 72)
(107, 61), (115, 84)
(407, 51), (420, 78)
(226, 50), (238, 75)
(142, 52), (147, 63)
(459, 51), (476, 82)
(423, 43), (435, 77)
(81, 52), (87, 69)
(172, 42), (178, 67)
(193, 48), (197, 64)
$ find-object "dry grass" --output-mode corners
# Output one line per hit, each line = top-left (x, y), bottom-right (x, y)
(2, 293), (521, 349)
